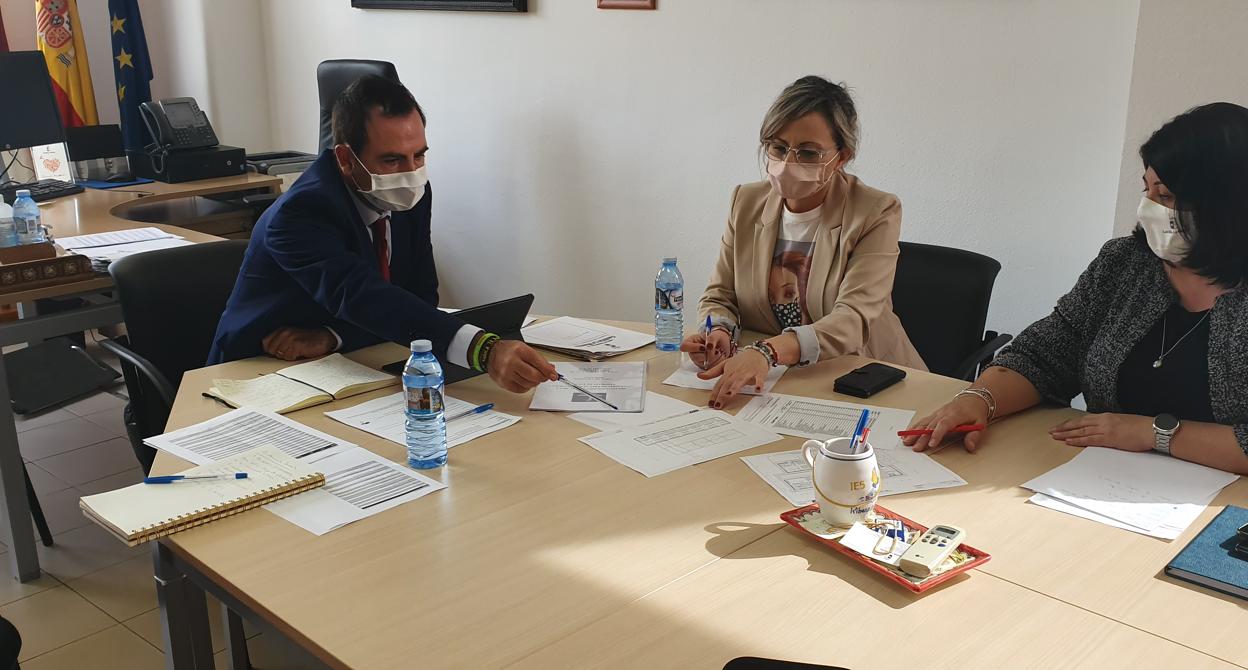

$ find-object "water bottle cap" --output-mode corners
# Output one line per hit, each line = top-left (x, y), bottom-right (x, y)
(14, 190), (30, 198)
(662, 257), (677, 264)
(410, 339), (432, 353)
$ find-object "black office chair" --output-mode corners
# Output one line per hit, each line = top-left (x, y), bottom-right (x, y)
(316, 59), (401, 152)
(725, 658), (849, 670)
(98, 241), (250, 473)
(891, 241), (1012, 381)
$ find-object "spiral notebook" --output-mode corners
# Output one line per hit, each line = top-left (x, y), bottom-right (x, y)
(79, 446), (325, 546)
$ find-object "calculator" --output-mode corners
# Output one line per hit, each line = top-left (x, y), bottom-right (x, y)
(898, 525), (966, 578)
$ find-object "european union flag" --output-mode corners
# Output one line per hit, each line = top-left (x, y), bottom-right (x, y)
(108, 0), (152, 153)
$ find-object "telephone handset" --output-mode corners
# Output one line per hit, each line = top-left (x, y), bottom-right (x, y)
(139, 97), (219, 151)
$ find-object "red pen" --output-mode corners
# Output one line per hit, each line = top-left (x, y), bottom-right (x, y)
(897, 424), (986, 437)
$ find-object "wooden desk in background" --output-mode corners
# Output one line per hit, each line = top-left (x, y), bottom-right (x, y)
(149, 321), (1246, 669)
(0, 172), (282, 583)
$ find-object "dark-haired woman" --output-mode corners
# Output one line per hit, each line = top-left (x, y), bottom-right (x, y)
(906, 102), (1248, 475)
(682, 76), (924, 408)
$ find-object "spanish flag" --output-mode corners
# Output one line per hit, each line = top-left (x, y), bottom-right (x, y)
(35, 0), (98, 127)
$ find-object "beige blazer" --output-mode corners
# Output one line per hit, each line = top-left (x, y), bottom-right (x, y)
(699, 173), (926, 370)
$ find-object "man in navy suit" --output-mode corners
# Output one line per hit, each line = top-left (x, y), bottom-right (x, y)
(209, 75), (556, 392)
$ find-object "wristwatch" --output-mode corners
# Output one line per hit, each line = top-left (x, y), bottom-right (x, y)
(1153, 413), (1180, 455)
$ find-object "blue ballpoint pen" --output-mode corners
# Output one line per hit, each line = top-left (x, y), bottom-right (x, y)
(144, 473), (249, 484)
(445, 403), (495, 422)
(849, 408), (870, 454)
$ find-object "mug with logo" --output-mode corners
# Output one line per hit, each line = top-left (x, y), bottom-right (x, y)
(801, 436), (880, 526)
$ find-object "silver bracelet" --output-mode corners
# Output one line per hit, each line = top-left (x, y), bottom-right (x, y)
(955, 387), (997, 422)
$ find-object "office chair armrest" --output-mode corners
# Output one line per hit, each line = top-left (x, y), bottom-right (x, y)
(951, 332), (1014, 382)
(97, 337), (177, 411)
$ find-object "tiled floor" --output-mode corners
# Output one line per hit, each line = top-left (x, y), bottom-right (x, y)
(2, 340), (309, 668)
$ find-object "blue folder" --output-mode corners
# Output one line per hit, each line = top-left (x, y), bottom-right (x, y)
(1165, 505), (1248, 600)
(79, 177), (155, 190)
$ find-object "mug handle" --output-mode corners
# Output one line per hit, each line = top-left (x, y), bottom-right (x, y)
(801, 440), (823, 468)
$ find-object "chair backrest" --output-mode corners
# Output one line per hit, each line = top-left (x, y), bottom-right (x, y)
(316, 59), (401, 153)
(891, 241), (1002, 378)
(108, 240), (249, 434)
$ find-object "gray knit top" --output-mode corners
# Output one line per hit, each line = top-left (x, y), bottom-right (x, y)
(990, 235), (1248, 456)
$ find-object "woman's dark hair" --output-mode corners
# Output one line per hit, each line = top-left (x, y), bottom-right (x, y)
(1138, 102), (1248, 286)
(331, 75), (426, 153)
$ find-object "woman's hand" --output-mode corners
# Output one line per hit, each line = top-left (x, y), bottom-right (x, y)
(700, 348), (769, 409)
(1049, 413), (1154, 452)
(903, 395), (991, 452)
(680, 328), (733, 370)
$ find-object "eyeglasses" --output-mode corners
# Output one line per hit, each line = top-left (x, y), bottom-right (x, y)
(763, 140), (838, 165)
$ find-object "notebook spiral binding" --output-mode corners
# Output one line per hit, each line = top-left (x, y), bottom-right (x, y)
(132, 473), (325, 542)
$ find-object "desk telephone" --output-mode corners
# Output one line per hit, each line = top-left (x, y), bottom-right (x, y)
(139, 97), (219, 152)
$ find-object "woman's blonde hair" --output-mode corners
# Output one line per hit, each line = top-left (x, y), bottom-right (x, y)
(759, 76), (858, 160)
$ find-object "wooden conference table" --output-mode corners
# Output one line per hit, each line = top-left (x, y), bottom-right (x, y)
(153, 322), (1248, 669)
(0, 173), (280, 581)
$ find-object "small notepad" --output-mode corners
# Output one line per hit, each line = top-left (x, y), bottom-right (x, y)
(207, 353), (397, 414)
(79, 446), (325, 546)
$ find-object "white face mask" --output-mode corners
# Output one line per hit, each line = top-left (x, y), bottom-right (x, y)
(345, 147), (428, 212)
(1136, 196), (1190, 263)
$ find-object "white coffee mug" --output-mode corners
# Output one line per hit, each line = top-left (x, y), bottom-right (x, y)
(801, 436), (880, 527)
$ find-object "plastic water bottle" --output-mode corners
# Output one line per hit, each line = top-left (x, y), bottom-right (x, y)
(403, 339), (447, 468)
(11, 191), (44, 245)
(0, 198), (14, 248)
(655, 257), (684, 351)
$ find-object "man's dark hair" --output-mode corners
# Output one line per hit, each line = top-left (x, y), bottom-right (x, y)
(1137, 102), (1248, 287)
(331, 75), (426, 153)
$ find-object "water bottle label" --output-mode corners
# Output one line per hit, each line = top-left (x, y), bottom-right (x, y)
(656, 287), (684, 311)
(406, 386), (444, 413)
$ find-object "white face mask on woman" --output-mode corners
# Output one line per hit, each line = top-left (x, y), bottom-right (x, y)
(1136, 196), (1190, 263)
(766, 153), (838, 200)
(346, 146), (428, 212)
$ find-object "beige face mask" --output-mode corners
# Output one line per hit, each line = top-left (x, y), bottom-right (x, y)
(766, 153), (839, 199)
(346, 146), (428, 212)
(1136, 196), (1191, 263)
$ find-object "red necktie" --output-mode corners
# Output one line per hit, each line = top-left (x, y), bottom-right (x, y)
(371, 216), (390, 282)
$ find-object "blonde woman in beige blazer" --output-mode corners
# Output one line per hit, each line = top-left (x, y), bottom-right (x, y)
(683, 76), (924, 408)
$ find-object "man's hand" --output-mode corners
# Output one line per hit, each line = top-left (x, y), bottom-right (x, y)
(487, 340), (558, 393)
(262, 327), (337, 361)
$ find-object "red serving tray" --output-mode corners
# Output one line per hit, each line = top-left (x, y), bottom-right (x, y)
(780, 503), (991, 593)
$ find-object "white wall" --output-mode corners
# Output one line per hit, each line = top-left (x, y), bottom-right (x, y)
(253, 0), (1139, 336)
(1112, 0), (1248, 236)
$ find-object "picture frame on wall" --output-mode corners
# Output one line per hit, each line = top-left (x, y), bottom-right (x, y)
(352, 0), (527, 11)
(598, 0), (656, 8)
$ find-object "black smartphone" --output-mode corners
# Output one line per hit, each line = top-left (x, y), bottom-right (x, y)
(833, 362), (906, 398)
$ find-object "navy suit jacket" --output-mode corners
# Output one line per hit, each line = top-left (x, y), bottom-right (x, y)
(208, 151), (463, 364)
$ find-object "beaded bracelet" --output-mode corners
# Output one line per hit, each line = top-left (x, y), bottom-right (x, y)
(470, 332), (502, 373)
(744, 340), (779, 368)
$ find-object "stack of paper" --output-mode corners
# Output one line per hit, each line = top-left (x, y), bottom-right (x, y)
(530, 361), (647, 413)
(521, 316), (654, 360)
(567, 392), (697, 431)
(57, 227), (191, 268)
(145, 408), (446, 536)
(741, 446), (966, 507)
(325, 392), (521, 448)
(1022, 447), (1240, 539)
(737, 393), (914, 447)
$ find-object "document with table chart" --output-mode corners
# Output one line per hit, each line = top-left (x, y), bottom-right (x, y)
(567, 392), (698, 432)
(144, 408), (353, 466)
(529, 361), (647, 413)
(521, 316), (655, 358)
(663, 356), (786, 395)
(737, 393), (914, 447)
(741, 446), (966, 507)
(1021, 447), (1239, 539)
(324, 392), (521, 448)
(578, 408), (782, 477)
(265, 446), (446, 535)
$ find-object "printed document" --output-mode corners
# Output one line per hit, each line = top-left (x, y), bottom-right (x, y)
(568, 392), (698, 431)
(266, 446), (446, 535)
(579, 408), (782, 477)
(663, 356), (786, 395)
(324, 393), (521, 448)
(530, 361), (647, 413)
(56, 227), (177, 249)
(145, 408), (353, 465)
(521, 316), (654, 358)
(737, 394), (913, 447)
(741, 446), (965, 507)
(1021, 447), (1239, 539)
